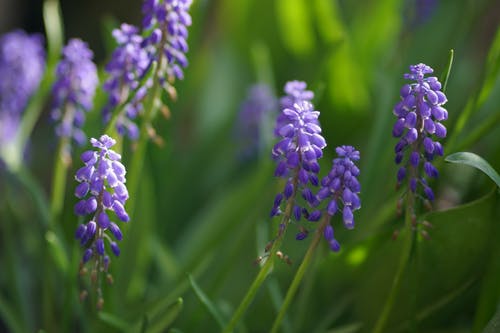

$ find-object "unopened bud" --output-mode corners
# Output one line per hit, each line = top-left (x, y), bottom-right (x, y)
(423, 200), (432, 211)
(422, 220), (433, 229)
(392, 229), (400, 241)
(96, 298), (104, 311)
(411, 214), (417, 227)
(106, 274), (114, 285)
(79, 290), (88, 302)
(420, 230), (431, 240)
(161, 105), (171, 119)
(396, 199), (403, 217)
(90, 269), (98, 283)
(276, 251), (284, 259)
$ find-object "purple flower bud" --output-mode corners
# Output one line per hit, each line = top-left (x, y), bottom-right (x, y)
(296, 232), (308, 240)
(109, 222), (123, 241)
(435, 122), (447, 138)
(343, 206), (354, 229)
(293, 206), (302, 221)
(75, 224), (86, 239)
(324, 225), (334, 241)
(113, 201), (129, 222)
(410, 152), (420, 166)
(424, 186), (435, 201)
(97, 212), (110, 229)
(397, 167), (406, 182)
(308, 210), (322, 221)
(83, 249), (93, 263)
(329, 239), (341, 252)
(96, 238), (105, 255)
(110, 242), (120, 257)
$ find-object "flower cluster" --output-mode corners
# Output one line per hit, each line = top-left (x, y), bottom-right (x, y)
(74, 135), (129, 270)
(142, 0), (193, 82)
(236, 84), (277, 160)
(103, 24), (151, 140)
(271, 81), (326, 223)
(275, 80), (314, 137)
(51, 39), (98, 146)
(393, 63), (447, 202)
(0, 30), (45, 144)
(316, 146), (361, 251)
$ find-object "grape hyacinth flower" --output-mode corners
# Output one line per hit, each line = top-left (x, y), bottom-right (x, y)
(235, 84), (277, 160)
(316, 146), (361, 251)
(74, 135), (129, 301)
(51, 39), (98, 147)
(393, 63), (448, 207)
(103, 24), (151, 140)
(275, 80), (314, 137)
(142, 0), (193, 84)
(0, 30), (45, 145)
(270, 81), (326, 229)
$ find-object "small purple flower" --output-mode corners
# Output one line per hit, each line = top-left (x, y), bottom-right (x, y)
(51, 39), (98, 146)
(103, 24), (151, 140)
(0, 30), (45, 144)
(236, 84), (277, 160)
(75, 135), (129, 269)
(271, 81), (326, 223)
(393, 63), (447, 202)
(142, 0), (193, 82)
(316, 146), (361, 251)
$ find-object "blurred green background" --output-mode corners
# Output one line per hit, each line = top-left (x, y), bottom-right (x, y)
(1, 0), (499, 332)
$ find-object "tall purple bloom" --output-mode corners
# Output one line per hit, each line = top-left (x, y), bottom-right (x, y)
(316, 146), (361, 251)
(0, 30), (45, 144)
(393, 63), (447, 203)
(236, 84), (277, 160)
(103, 24), (151, 140)
(271, 81), (326, 224)
(142, 0), (193, 82)
(51, 39), (98, 146)
(74, 135), (129, 273)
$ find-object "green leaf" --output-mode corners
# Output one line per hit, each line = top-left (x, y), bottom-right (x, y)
(313, 0), (344, 44)
(327, 323), (363, 333)
(445, 152), (500, 188)
(45, 230), (69, 273)
(276, 0), (315, 56)
(134, 298), (183, 333)
(0, 296), (25, 333)
(188, 274), (226, 329)
(483, 306), (500, 333)
(98, 311), (131, 332)
(440, 49), (454, 93)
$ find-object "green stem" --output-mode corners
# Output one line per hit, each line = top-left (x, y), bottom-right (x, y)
(49, 137), (70, 227)
(372, 191), (415, 333)
(222, 186), (297, 333)
(269, 215), (329, 333)
(127, 60), (164, 217)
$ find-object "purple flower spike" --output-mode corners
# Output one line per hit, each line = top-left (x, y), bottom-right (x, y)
(103, 24), (151, 140)
(51, 39), (98, 147)
(316, 146), (361, 251)
(74, 135), (129, 270)
(392, 63), (448, 203)
(0, 30), (45, 146)
(142, 0), (193, 81)
(270, 81), (326, 222)
(235, 84), (277, 160)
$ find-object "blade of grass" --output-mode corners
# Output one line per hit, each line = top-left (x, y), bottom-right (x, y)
(188, 275), (226, 329)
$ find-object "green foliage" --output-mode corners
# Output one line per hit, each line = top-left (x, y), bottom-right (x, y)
(1, 0), (500, 332)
